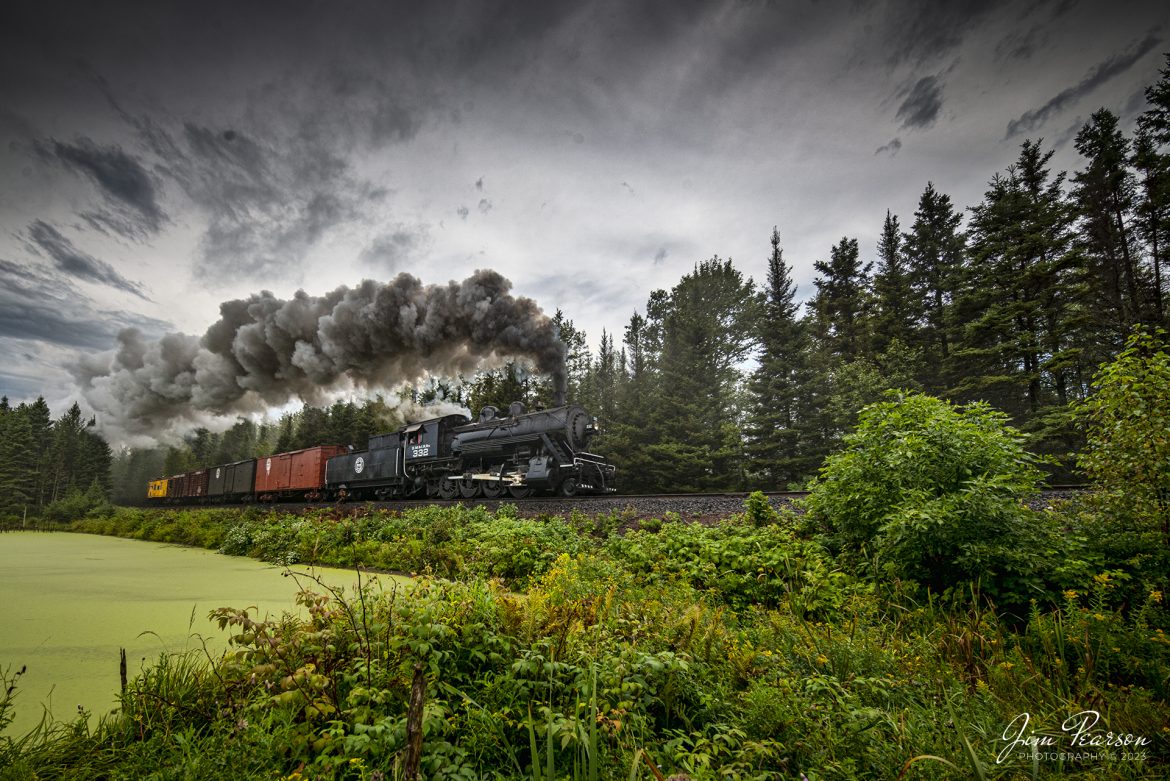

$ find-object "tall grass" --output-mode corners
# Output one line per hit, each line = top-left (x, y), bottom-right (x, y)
(2, 502), (1160, 779)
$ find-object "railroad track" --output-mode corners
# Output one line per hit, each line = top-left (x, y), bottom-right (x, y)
(175, 485), (1087, 520)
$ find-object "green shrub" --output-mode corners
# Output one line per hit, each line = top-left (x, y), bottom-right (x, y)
(805, 392), (1057, 607)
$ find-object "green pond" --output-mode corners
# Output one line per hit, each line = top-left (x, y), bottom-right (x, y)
(0, 532), (399, 736)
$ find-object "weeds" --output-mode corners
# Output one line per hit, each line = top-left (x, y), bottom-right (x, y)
(0, 499), (1161, 779)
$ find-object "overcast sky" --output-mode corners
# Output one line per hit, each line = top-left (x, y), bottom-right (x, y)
(1, 0), (1167, 429)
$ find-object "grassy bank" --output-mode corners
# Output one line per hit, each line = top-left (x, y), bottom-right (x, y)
(1, 500), (1167, 779)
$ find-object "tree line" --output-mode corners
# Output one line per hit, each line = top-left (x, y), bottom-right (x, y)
(540, 57), (1170, 491)
(88, 56), (1170, 500)
(0, 398), (112, 520)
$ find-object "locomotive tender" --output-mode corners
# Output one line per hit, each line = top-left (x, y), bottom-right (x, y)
(148, 401), (615, 503)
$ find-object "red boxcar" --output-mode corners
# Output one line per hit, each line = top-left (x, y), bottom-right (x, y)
(254, 445), (348, 501)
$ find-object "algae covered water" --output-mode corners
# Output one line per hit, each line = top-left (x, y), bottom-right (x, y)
(0, 532), (390, 736)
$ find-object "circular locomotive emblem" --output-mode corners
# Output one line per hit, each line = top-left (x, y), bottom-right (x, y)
(354, 456), (365, 474)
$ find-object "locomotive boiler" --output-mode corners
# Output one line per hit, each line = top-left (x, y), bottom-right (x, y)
(449, 401), (615, 498)
(324, 401), (616, 501)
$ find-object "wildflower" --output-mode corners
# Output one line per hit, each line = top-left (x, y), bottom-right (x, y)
(1151, 590), (1163, 604)
(1063, 589), (1079, 601)
(816, 654), (829, 665)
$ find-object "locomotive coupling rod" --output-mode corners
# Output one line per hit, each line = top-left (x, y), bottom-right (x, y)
(467, 471), (524, 485)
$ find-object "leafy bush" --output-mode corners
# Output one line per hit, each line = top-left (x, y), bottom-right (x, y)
(1074, 328), (1170, 609)
(805, 392), (1057, 606)
(1078, 328), (1170, 542)
(12, 497), (1170, 779)
(41, 481), (112, 523)
(609, 517), (850, 616)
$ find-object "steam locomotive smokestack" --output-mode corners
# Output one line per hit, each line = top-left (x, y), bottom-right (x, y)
(77, 270), (568, 441)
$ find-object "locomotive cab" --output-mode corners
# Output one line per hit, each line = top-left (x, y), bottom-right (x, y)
(403, 414), (470, 464)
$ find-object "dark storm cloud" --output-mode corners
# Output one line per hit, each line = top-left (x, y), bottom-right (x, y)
(0, 109), (38, 144)
(26, 220), (150, 300)
(896, 77), (944, 130)
(77, 270), (569, 439)
(360, 226), (431, 272)
(995, 25), (1048, 62)
(39, 137), (165, 237)
(135, 121), (368, 279)
(881, 0), (1009, 67)
(875, 137), (903, 156)
(1005, 32), (1163, 138)
(0, 258), (167, 349)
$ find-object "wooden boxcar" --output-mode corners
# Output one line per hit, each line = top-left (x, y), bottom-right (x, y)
(163, 471), (208, 502)
(255, 445), (347, 501)
(185, 469), (210, 500)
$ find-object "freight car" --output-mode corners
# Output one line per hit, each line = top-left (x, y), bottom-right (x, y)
(148, 401), (615, 503)
(207, 459), (256, 502)
(256, 445), (349, 502)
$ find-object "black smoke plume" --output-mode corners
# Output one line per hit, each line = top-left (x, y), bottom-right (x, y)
(78, 270), (567, 441)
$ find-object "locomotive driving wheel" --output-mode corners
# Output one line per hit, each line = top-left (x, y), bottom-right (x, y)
(458, 478), (481, 499)
(481, 480), (505, 499)
(507, 485), (533, 499)
(438, 478), (458, 500)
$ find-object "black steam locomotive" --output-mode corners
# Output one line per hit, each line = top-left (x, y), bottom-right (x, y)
(326, 401), (616, 500)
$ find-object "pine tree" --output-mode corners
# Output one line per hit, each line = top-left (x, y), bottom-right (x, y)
(0, 403), (34, 517)
(1073, 109), (1146, 335)
(47, 403), (86, 502)
(25, 397), (52, 508)
(467, 363), (528, 414)
(552, 310), (592, 404)
(744, 227), (815, 486)
(1137, 53), (1170, 146)
(603, 311), (659, 492)
(959, 140), (1084, 467)
(1132, 129), (1168, 324)
(871, 211), (917, 352)
(904, 183), (966, 392)
(811, 237), (872, 361)
(648, 257), (758, 491)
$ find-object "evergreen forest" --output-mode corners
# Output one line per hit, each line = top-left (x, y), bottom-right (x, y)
(92, 58), (1170, 499)
(3, 59), (1170, 508)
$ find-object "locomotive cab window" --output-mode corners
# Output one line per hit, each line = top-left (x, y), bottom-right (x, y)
(406, 423), (425, 445)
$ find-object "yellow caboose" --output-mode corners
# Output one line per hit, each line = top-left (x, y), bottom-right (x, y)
(147, 479), (168, 500)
